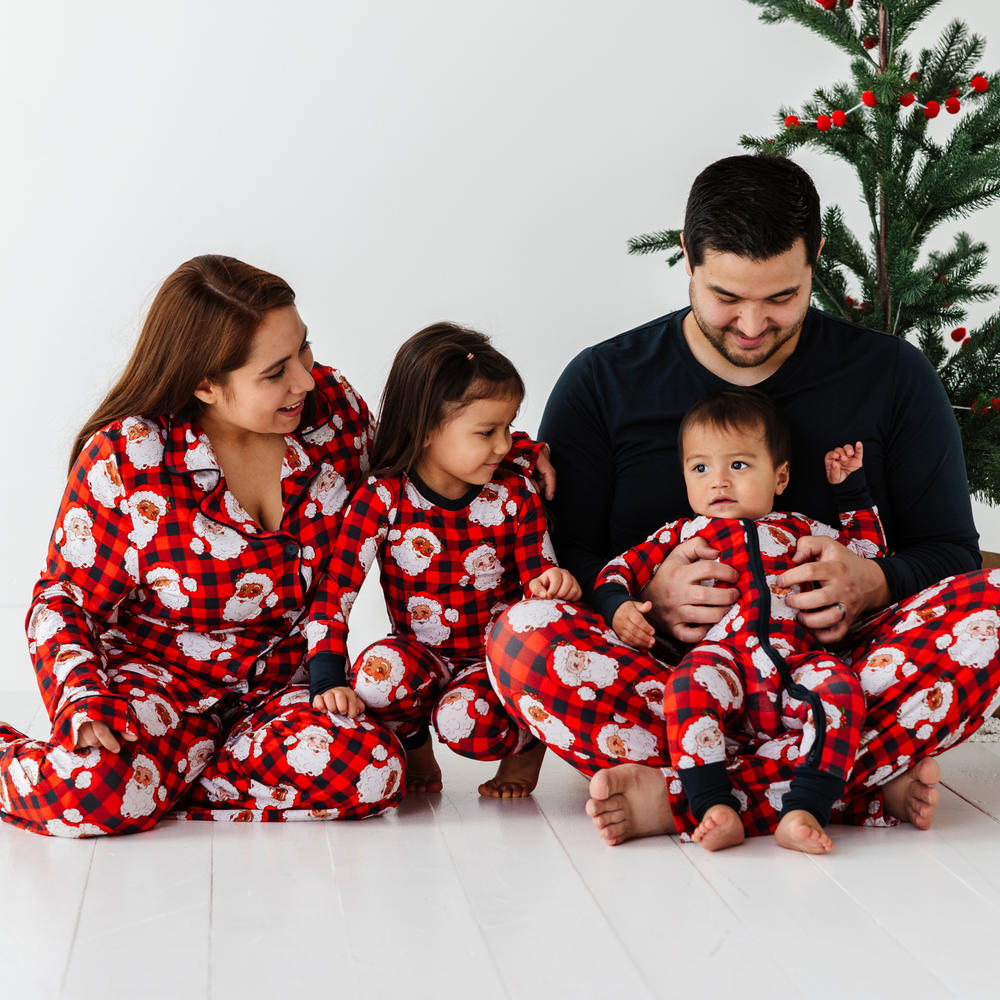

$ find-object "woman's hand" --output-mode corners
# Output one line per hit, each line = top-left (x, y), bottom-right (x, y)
(612, 600), (655, 649)
(528, 567), (581, 601)
(313, 686), (366, 719)
(639, 537), (740, 643)
(533, 446), (556, 501)
(780, 534), (891, 643)
(76, 721), (138, 754)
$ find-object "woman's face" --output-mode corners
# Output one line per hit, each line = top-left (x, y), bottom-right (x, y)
(195, 305), (315, 436)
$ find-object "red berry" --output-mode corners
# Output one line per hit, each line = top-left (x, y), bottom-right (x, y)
(785, 115), (801, 128)
(950, 88), (961, 98)
(951, 327), (967, 342)
(844, 0), (853, 6)
(946, 97), (961, 114)
(845, 296), (855, 308)
(816, 114), (832, 131)
(971, 75), (989, 93)
(832, 109), (847, 127)
(993, 398), (999, 409)
(862, 90), (877, 107)
(860, 301), (869, 312)
(910, 72), (921, 82)
(815, 0), (836, 8)
(962, 338), (972, 349)
(900, 93), (916, 107)
(924, 100), (940, 118)
(863, 36), (878, 50)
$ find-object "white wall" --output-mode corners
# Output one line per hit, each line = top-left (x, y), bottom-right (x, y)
(3, 0), (1000, 607)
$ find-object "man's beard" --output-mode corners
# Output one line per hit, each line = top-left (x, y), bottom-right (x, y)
(689, 290), (806, 369)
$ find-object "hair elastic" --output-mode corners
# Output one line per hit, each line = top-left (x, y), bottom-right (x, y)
(467, 352), (474, 359)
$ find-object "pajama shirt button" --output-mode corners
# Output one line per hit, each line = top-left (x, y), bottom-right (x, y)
(285, 543), (298, 556)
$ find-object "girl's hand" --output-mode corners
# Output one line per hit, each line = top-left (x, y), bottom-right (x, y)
(312, 686), (366, 719)
(528, 567), (581, 601)
(76, 721), (138, 753)
(533, 446), (556, 501)
(612, 601), (655, 649)
(825, 441), (863, 485)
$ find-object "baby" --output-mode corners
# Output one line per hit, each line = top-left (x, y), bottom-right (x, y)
(592, 388), (886, 854)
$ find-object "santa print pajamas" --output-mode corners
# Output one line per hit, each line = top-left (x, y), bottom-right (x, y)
(487, 566), (1000, 839)
(593, 506), (885, 825)
(0, 366), (413, 837)
(304, 468), (554, 760)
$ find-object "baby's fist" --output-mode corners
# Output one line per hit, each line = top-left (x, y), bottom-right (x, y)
(825, 441), (863, 484)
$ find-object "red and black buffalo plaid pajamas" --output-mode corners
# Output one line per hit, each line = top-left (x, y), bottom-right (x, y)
(592, 508), (885, 825)
(1, 366), (410, 837)
(304, 464), (554, 761)
(487, 561), (1000, 838)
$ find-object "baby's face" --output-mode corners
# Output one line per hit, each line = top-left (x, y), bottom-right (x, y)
(682, 421), (789, 520)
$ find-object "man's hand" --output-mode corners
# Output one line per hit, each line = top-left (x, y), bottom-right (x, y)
(76, 721), (138, 754)
(528, 567), (582, 601)
(612, 600), (655, 649)
(639, 537), (740, 643)
(825, 441), (864, 485)
(781, 534), (891, 643)
(313, 686), (367, 719)
(533, 446), (556, 501)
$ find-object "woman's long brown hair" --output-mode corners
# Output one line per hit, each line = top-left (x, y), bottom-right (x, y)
(69, 255), (298, 473)
(370, 322), (525, 479)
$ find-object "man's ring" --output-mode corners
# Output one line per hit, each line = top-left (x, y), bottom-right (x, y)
(833, 602), (847, 622)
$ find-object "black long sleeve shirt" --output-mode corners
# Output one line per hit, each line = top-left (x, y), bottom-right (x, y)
(539, 307), (980, 602)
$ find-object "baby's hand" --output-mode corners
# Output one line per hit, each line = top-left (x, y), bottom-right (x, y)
(612, 600), (655, 649)
(825, 441), (864, 485)
(312, 686), (366, 719)
(528, 567), (582, 601)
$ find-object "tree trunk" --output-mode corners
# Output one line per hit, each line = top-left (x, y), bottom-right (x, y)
(876, 4), (891, 331)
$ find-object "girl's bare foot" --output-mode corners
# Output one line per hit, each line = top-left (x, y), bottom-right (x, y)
(586, 764), (676, 846)
(691, 803), (744, 851)
(478, 741), (546, 798)
(405, 735), (443, 793)
(882, 757), (940, 830)
(774, 809), (834, 854)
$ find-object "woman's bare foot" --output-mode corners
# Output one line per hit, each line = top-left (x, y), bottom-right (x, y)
(882, 757), (940, 830)
(774, 809), (834, 854)
(691, 803), (744, 852)
(405, 735), (443, 793)
(586, 764), (676, 846)
(478, 741), (546, 798)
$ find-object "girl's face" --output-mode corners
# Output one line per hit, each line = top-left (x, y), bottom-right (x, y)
(418, 393), (520, 499)
(195, 305), (315, 437)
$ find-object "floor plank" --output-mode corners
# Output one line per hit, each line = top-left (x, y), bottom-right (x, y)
(938, 742), (1000, 821)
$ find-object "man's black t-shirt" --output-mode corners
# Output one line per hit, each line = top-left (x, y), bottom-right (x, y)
(539, 306), (980, 601)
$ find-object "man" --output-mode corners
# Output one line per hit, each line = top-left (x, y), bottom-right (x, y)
(486, 155), (995, 851)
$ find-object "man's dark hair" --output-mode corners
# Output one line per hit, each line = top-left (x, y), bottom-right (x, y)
(683, 155), (822, 269)
(678, 388), (792, 470)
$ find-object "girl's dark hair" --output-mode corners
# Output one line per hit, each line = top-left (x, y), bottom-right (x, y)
(678, 388), (792, 469)
(70, 255), (302, 473)
(683, 154), (822, 269)
(371, 322), (525, 478)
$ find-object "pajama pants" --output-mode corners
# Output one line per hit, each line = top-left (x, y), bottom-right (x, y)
(485, 569), (1000, 837)
(0, 671), (405, 838)
(351, 636), (534, 760)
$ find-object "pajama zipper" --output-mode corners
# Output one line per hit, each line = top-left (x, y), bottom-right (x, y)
(741, 519), (827, 769)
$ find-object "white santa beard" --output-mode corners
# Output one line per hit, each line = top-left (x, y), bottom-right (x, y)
(53, 650), (95, 682)
(314, 482), (348, 515)
(62, 535), (98, 569)
(354, 675), (396, 708)
(470, 566), (504, 592)
(859, 664), (899, 697)
(411, 617), (451, 646)
(224, 595), (264, 622)
(120, 781), (158, 818)
(390, 544), (433, 576)
(152, 585), (189, 610)
(468, 499), (505, 527)
(435, 700), (477, 741)
(287, 743), (330, 776)
(204, 530), (247, 560)
(88, 466), (123, 508)
(129, 517), (160, 549)
(948, 633), (999, 669)
(125, 434), (164, 470)
(176, 632), (232, 660)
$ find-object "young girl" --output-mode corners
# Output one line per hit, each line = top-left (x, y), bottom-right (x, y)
(302, 323), (580, 797)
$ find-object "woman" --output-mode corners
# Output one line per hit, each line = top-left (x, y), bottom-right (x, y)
(0, 255), (482, 835)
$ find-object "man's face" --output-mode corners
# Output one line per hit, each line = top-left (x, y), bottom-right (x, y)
(685, 238), (815, 369)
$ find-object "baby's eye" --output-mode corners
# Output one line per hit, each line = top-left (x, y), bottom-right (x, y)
(480, 429), (494, 438)
(731, 461), (748, 470)
(693, 463), (708, 473)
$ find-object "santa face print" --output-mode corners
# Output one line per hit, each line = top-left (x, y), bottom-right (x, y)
(307, 463), (348, 516)
(460, 544), (505, 592)
(681, 421), (789, 520)
(224, 572), (277, 622)
(59, 507), (98, 569)
(126, 490), (168, 549)
(406, 595), (458, 646)
(190, 512), (247, 560)
(121, 416), (165, 470)
(355, 646), (406, 708)
(468, 483), (512, 527)
(194, 305), (316, 438)
(416, 393), (521, 499)
(389, 527), (442, 577)
(87, 457), (125, 509)
(145, 566), (196, 610)
(946, 611), (1000, 670)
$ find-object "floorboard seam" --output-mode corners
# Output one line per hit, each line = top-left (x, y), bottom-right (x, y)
(939, 780), (1000, 825)
(323, 820), (363, 980)
(57, 838), (97, 1000)
(207, 823), (214, 1000)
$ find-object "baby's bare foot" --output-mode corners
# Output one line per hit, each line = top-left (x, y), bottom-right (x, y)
(585, 764), (676, 846)
(882, 757), (940, 830)
(691, 803), (744, 852)
(478, 741), (546, 798)
(774, 809), (834, 854)
(405, 735), (443, 793)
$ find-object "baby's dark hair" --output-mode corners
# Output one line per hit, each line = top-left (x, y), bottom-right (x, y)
(371, 322), (525, 478)
(678, 388), (792, 470)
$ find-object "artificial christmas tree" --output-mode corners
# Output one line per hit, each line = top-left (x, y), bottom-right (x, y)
(629, 0), (1000, 505)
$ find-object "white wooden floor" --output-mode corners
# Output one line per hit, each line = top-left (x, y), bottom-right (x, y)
(3, 590), (1000, 1000)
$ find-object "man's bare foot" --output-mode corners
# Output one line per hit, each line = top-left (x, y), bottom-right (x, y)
(691, 803), (744, 852)
(774, 809), (834, 854)
(405, 735), (443, 793)
(478, 741), (546, 798)
(586, 764), (676, 846)
(882, 757), (940, 830)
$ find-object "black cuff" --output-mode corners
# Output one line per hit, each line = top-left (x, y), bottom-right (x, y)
(831, 467), (874, 512)
(779, 767), (846, 827)
(401, 720), (430, 751)
(677, 760), (741, 823)
(308, 652), (348, 702)
(592, 582), (635, 629)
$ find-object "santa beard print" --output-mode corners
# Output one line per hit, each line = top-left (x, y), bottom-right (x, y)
(145, 566), (197, 610)
(677, 715), (727, 767)
(224, 573), (278, 622)
(59, 507), (98, 569)
(517, 694), (576, 750)
(757, 523), (795, 558)
(125, 490), (168, 549)
(306, 463), (348, 517)
(354, 646), (407, 708)
(468, 483), (509, 527)
(132, 692), (180, 736)
(86, 456), (125, 510)
(284, 726), (333, 776)
(945, 611), (1000, 670)
(434, 687), (478, 742)
(190, 512), (248, 560)
(407, 595), (459, 647)
(121, 416), (164, 470)
(459, 544), (505, 592)
(596, 720), (659, 762)
(389, 527), (442, 577)
(550, 644), (619, 690)
(120, 755), (162, 819)
(356, 745), (403, 804)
